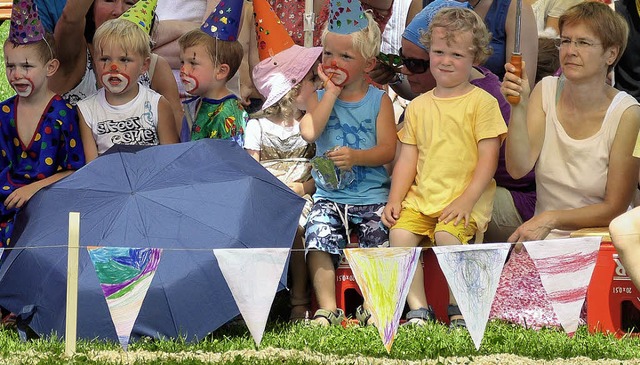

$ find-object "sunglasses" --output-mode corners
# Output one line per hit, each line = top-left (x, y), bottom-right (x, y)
(399, 48), (430, 74)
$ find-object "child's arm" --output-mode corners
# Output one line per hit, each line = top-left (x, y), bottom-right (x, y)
(382, 142), (418, 228)
(246, 150), (260, 161)
(78, 110), (99, 163)
(299, 66), (342, 143)
(157, 97), (180, 144)
(326, 93), (397, 170)
(439, 137), (500, 227)
(4, 170), (75, 210)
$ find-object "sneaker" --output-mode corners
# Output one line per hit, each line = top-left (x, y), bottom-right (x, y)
(402, 306), (436, 327)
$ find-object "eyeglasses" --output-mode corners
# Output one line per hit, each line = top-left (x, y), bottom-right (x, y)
(554, 37), (602, 50)
(399, 48), (430, 74)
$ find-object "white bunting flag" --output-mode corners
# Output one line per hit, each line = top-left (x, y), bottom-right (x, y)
(433, 243), (510, 350)
(214, 248), (289, 347)
(345, 247), (421, 353)
(524, 237), (601, 335)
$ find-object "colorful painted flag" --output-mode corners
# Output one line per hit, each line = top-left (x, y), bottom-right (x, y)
(344, 247), (421, 353)
(214, 248), (289, 347)
(523, 237), (601, 335)
(87, 247), (162, 351)
(489, 250), (561, 329)
(433, 243), (510, 350)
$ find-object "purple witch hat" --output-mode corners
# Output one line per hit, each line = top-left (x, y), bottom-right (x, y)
(200, 0), (244, 41)
(9, 0), (45, 44)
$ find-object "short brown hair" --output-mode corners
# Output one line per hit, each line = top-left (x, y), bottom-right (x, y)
(4, 32), (57, 63)
(421, 7), (492, 65)
(178, 29), (244, 81)
(559, 1), (628, 73)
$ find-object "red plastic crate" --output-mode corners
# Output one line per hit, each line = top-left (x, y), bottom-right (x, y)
(587, 241), (640, 337)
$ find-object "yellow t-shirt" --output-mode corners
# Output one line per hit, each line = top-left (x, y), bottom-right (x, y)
(400, 86), (508, 231)
(634, 132), (640, 158)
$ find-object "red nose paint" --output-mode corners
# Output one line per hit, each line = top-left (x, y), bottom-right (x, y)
(110, 64), (118, 71)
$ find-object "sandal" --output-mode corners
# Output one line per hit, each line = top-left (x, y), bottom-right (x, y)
(289, 304), (310, 322)
(311, 308), (345, 326)
(355, 305), (373, 326)
(448, 305), (467, 330)
(402, 306), (435, 327)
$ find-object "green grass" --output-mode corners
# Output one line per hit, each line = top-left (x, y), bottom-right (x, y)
(2, 319), (640, 364)
(0, 20), (14, 100)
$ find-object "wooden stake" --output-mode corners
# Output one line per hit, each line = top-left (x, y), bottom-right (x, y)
(65, 212), (80, 357)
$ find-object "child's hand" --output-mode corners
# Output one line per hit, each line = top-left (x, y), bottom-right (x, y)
(287, 182), (305, 197)
(4, 184), (41, 210)
(382, 202), (402, 228)
(439, 195), (474, 227)
(318, 64), (343, 97)
(326, 146), (355, 171)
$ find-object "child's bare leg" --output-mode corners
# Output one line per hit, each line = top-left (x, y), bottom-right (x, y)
(390, 228), (427, 310)
(308, 250), (337, 325)
(434, 231), (463, 322)
(610, 207), (640, 290)
(289, 226), (309, 320)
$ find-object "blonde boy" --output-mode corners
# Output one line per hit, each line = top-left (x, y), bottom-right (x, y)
(299, 2), (397, 326)
(382, 7), (507, 328)
(77, 18), (178, 162)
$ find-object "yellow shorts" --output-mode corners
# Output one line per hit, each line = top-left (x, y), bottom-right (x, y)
(391, 207), (477, 244)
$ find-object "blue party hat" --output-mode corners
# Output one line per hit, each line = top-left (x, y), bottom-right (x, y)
(328, 0), (368, 34)
(200, 0), (244, 41)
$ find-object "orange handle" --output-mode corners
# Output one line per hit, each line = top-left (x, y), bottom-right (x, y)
(506, 54), (522, 105)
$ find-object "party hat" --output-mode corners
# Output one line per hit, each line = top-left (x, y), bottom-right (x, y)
(328, 0), (368, 35)
(120, 0), (158, 34)
(9, 0), (45, 44)
(201, 0), (244, 41)
(253, 0), (295, 61)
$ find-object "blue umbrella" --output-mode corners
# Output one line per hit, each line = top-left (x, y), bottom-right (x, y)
(0, 139), (304, 342)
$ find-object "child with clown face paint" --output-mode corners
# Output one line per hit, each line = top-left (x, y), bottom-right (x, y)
(0, 2), (86, 250)
(77, 18), (179, 162)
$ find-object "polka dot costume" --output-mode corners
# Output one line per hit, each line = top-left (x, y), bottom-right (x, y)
(0, 95), (85, 247)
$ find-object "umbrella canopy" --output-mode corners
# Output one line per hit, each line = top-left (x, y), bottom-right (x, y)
(0, 139), (304, 341)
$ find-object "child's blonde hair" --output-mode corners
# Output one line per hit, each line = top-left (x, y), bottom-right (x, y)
(178, 29), (244, 82)
(93, 18), (151, 60)
(4, 32), (56, 64)
(250, 83), (302, 121)
(320, 11), (381, 61)
(421, 7), (492, 65)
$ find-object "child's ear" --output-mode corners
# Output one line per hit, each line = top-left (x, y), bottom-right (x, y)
(141, 56), (151, 73)
(216, 64), (231, 80)
(363, 57), (377, 73)
(46, 58), (60, 77)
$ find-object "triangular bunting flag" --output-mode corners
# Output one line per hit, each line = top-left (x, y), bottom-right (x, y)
(214, 248), (289, 347)
(87, 247), (162, 351)
(344, 247), (421, 353)
(523, 237), (601, 335)
(489, 250), (561, 329)
(433, 243), (510, 350)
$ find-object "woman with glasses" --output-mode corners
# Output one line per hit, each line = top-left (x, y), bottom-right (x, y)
(374, 0), (536, 244)
(502, 1), (640, 243)
(492, 1), (640, 330)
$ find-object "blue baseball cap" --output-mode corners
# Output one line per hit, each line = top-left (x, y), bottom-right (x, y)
(402, 0), (471, 51)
